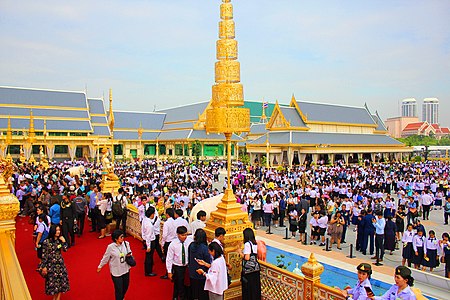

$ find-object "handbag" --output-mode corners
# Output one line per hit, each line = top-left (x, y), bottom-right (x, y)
(105, 211), (113, 220)
(242, 242), (260, 274)
(124, 241), (136, 267)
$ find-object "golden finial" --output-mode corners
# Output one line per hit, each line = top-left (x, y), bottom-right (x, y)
(108, 88), (115, 136)
(6, 116), (12, 145)
(28, 109), (36, 144)
(137, 121), (143, 140)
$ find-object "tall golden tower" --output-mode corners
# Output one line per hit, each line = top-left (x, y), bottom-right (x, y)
(204, 1), (252, 298)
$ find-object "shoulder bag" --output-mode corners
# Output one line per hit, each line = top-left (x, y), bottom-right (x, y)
(124, 241), (136, 267)
(242, 242), (260, 274)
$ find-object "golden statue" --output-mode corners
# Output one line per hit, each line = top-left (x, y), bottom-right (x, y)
(39, 145), (49, 169)
(19, 146), (26, 164)
(101, 148), (118, 181)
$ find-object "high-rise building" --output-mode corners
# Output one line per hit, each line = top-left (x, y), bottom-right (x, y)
(401, 98), (417, 117)
(422, 98), (439, 124)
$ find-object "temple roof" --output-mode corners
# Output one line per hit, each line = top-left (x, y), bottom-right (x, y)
(0, 86), (88, 108)
(157, 102), (208, 123)
(279, 106), (308, 128)
(113, 111), (165, 130)
(297, 101), (376, 125)
(249, 131), (403, 146)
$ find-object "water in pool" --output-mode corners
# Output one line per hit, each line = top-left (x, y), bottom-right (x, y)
(267, 245), (392, 297)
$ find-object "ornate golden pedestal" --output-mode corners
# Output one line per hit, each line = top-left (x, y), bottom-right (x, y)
(100, 179), (121, 195)
(204, 188), (253, 300)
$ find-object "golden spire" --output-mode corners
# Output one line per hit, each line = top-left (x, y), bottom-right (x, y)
(6, 116), (12, 145)
(28, 110), (36, 144)
(137, 121), (143, 140)
(108, 88), (115, 136)
(43, 119), (47, 143)
(206, 0), (250, 134)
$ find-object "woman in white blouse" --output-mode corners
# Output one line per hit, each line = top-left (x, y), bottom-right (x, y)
(97, 230), (132, 300)
(196, 242), (228, 300)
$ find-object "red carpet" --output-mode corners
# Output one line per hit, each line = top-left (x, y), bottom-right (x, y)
(15, 216), (172, 300)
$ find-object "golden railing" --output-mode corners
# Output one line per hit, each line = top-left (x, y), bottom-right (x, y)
(260, 255), (345, 300)
(0, 231), (32, 300)
(0, 170), (32, 300)
(124, 207), (345, 300)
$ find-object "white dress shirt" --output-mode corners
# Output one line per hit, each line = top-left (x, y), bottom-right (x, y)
(166, 237), (193, 273)
(141, 217), (155, 249)
(161, 217), (177, 245)
(98, 241), (131, 277)
(204, 255), (228, 296)
(190, 219), (206, 237)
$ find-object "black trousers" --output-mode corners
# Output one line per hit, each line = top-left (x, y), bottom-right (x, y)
(115, 211), (128, 232)
(90, 207), (99, 231)
(190, 278), (208, 300)
(361, 232), (374, 255)
(76, 212), (85, 235)
(155, 234), (164, 260)
(163, 241), (171, 275)
(111, 272), (130, 300)
(172, 265), (187, 300)
(422, 205), (431, 220)
(144, 240), (156, 275)
(375, 234), (385, 260)
(62, 217), (75, 245)
(279, 210), (285, 227)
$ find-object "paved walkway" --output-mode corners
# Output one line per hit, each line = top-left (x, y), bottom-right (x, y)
(257, 199), (448, 278)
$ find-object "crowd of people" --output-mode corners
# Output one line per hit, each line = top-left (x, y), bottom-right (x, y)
(10, 158), (450, 299)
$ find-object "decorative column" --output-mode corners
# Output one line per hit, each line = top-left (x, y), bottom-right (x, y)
(301, 253), (324, 300)
(204, 1), (253, 299)
(288, 147), (293, 167)
(68, 142), (77, 161)
(343, 153), (350, 165)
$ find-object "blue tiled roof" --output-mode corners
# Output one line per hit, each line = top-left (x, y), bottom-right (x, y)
(0, 86), (88, 108)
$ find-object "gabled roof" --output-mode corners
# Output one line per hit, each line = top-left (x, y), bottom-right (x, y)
(249, 123), (268, 135)
(372, 111), (388, 132)
(157, 102), (208, 123)
(294, 99), (376, 126)
(248, 131), (403, 146)
(88, 98), (107, 115)
(440, 127), (450, 134)
(279, 106), (308, 128)
(0, 86), (88, 109)
(113, 111), (165, 131)
(243, 101), (278, 123)
(113, 131), (160, 140)
(403, 122), (427, 131)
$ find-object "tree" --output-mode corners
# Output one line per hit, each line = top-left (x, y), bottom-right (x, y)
(191, 140), (202, 165)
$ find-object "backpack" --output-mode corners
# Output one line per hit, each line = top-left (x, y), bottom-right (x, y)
(39, 223), (49, 244)
(112, 195), (124, 217)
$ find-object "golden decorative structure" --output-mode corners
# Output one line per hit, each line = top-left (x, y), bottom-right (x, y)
(100, 147), (120, 195)
(138, 122), (143, 161)
(301, 253), (325, 300)
(108, 88), (115, 137)
(27, 110), (36, 165)
(0, 158), (32, 299)
(19, 145), (26, 164)
(204, 0), (252, 298)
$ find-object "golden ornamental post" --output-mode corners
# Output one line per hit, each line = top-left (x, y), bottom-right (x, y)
(204, 1), (252, 299)
(301, 253), (324, 300)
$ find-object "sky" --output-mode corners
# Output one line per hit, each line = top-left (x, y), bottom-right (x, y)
(1, 0), (449, 126)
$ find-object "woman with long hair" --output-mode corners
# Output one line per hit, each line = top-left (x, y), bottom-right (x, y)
(238, 228), (261, 300)
(40, 224), (70, 300)
(97, 230), (132, 300)
(329, 211), (345, 250)
(189, 229), (211, 300)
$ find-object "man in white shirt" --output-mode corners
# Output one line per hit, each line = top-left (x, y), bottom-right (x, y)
(160, 208), (177, 279)
(190, 210), (206, 238)
(174, 209), (191, 233)
(166, 226), (193, 300)
(142, 207), (157, 276)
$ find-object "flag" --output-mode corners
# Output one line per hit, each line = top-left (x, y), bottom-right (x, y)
(262, 102), (268, 109)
